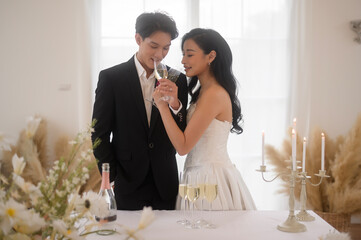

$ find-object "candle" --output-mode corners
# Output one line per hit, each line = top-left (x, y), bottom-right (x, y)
(293, 118), (297, 129)
(302, 137), (306, 172)
(262, 131), (265, 166)
(321, 133), (325, 171)
(292, 129), (296, 171)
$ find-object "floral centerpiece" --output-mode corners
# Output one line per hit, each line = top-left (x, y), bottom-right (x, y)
(0, 116), (155, 239)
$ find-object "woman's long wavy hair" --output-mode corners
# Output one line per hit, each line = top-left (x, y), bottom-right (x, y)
(182, 28), (243, 134)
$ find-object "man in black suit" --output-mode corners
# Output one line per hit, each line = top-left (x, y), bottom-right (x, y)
(91, 12), (188, 210)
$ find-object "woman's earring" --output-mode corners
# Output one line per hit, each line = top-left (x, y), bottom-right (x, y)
(208, 62), (211, 66)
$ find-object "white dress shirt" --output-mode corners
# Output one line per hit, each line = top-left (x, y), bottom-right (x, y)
(134, 55), (182, 126)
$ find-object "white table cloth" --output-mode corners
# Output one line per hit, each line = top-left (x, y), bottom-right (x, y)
(86, 210), (335, 240)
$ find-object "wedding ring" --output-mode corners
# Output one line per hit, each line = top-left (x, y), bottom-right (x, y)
(169, 87), (173, 92)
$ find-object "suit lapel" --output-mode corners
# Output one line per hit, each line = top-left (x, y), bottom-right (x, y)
(126, 57), (149, 132)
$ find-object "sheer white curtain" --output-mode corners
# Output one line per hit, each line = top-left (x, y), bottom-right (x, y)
(88, 0), (295, 210)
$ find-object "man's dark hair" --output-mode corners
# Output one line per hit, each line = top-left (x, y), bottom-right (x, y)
(135, 11), (178, 40)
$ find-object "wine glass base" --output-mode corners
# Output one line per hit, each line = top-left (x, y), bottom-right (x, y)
(185, 222), (201, 229)
(195, 219), (208, 227)
(177, 219), (190, 225)
(205, 223), (217, 229)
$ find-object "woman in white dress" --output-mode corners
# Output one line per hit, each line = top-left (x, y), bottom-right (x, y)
(153, 28), (256, 210)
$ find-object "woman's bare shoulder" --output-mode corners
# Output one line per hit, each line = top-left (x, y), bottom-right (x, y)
(202, 85), (229, 102)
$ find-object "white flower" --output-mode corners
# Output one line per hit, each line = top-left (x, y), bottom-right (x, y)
(13, 174), (41, 202)
(76, 191), (109, 218)
(0, 198), (28, 234)
(4, 232), (32, 240)
(13, 209), (46, 234)
(12, 154), (26, 176)
(52, 220), (84, 240)
(72, 177), (80, 185)
(321, 232), (351, 240)
(138, 206), (155, 230)
(0, 132), (11, 151)
(25, 116), (41, 138)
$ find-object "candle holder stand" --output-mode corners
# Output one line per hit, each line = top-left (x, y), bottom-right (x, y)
(256, 162), (306, 233)
(296, 170), (329, 222)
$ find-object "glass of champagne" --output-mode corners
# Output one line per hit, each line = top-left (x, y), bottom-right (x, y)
(154, 60), (181, 102)
(205, 171), (218, 229)
(185, 172), (201, 229)
(196, 171), (208, 227)
(154, 60), (168, 81)
(177, 171), (189, 225)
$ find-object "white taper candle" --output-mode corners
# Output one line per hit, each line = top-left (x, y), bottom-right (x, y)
(302, 137), (306, 172)
(262, 131), (265, 166)
(292, 129), (296, 171)
(321, 133), (325, 171)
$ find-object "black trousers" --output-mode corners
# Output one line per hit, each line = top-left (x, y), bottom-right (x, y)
(115, 169), (176, 210)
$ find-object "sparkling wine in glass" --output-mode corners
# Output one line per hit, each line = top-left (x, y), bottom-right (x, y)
(196, 172), (208, 227)
(154, 60), (168, 81)
(205, 171), (218, 229)
(154, 60), (181, 102)
(185, 172), (201, 229)
(177, 171), (190, 225)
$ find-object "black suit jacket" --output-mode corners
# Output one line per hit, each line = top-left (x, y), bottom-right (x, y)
(91, 56), (188, 205)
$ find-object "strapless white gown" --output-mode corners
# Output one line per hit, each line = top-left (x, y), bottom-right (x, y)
(178, 104), (256, 210)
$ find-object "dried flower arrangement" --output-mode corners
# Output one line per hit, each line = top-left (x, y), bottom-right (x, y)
(265, 114), (361, 215)
(0, 116), (155, 239)
(0, 117), (101, 193)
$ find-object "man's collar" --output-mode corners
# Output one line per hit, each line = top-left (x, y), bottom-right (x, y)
(134, 53), (154, 79)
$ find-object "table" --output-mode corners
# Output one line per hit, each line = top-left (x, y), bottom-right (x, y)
(86, 210), (336, 240)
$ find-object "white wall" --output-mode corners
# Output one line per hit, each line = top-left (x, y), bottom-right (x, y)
(294, 0), (361, 139)
(0, 0), (92, 157)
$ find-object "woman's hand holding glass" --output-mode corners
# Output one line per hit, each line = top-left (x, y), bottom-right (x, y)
(154, 79), (179, 108)
(152, 60), (180, 109)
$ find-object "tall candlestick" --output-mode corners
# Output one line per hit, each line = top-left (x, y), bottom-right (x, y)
(302, 138), (306, 172)
(293, 118), (297, 129)
(321, 133), (325, 171)
(262, 131), (265, 166)
(292, 129), (296, 171)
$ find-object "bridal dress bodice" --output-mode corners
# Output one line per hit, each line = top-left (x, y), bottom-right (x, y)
(180, 104), (256, 210)
(184, 104), (234, 169)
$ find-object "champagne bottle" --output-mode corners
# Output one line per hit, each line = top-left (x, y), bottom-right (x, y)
(96, 163), (117, 222)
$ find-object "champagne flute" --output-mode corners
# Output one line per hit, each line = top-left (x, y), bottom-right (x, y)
(154, 60), (168, 81)
(185, 172), (201, 229)
(177, 171), (190, 225)
(205, 171), (218, 229)
(145, 60), (170, 107)
(196, 171), (208, 227)
(154, 60), (181, 102)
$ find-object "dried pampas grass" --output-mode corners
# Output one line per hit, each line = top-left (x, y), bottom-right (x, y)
(326, 115), (361, 214)
(55, 135), (101, 194)
(0, 118), (47, 184)
(266, 114), (361, 214)
(0, 117), (101, 193)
